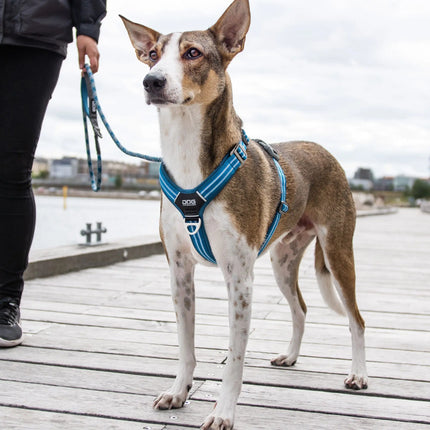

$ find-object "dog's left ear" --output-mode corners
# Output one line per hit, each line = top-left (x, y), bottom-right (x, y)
(209, 0), (251, 62)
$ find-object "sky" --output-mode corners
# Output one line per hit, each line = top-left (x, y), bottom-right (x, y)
(38, 0), (430, 179)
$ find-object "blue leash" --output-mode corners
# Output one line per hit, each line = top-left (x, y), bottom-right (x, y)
(81, 64), (162, 191)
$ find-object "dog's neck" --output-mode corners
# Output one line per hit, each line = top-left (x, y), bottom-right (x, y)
(158, 74), (242, 189)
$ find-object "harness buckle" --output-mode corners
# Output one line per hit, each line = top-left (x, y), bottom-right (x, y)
(255, 139), (279, 161)
(230, 141), (247, 166)
(277, 201), (289, 214)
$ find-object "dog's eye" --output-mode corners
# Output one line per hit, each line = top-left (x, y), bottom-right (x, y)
(184, 48), (202, 60)
(149, 50), (158, 62)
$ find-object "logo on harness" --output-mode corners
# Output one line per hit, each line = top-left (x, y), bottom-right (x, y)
(175, 191), (207, 219)
(182, 199), (197, 207)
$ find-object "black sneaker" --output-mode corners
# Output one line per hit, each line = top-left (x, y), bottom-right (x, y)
(0, 297), (23, 347)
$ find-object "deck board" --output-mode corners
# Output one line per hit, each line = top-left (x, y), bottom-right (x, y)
(0, 208), (429, 429)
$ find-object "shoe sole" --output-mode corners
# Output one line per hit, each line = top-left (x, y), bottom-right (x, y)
(0, 335), (24, 348)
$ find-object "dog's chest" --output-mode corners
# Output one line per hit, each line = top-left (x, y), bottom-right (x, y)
(161, 197), (242, 266)
(158, 105), (205, 189)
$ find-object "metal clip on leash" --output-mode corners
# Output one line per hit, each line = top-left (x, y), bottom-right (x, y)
(81, 64), (162, 192)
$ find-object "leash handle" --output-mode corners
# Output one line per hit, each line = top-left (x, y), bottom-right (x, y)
(81, 64), (163, 191)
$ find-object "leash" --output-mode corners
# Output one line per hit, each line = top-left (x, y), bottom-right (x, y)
(81, 64), (162, 191)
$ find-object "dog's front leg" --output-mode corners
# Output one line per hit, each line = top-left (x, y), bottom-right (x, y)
(201, 254), (255, 430)
(154, 249), (196, 410)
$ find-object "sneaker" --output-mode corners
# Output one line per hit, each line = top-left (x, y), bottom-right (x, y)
(0, 297), (23, 347)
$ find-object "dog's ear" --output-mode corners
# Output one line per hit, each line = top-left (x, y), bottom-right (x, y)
(209, 0), (251, 62)
(120, 15), (161, 64)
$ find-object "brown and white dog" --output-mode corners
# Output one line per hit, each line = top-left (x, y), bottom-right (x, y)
(121, 0), (368, 428)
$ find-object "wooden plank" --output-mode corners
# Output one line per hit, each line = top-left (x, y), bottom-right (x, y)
(249, 323), (430, 353)
(192, 380), (430, 424)
(23, 296), (429, 333)
(0, 361), (181, 397)
(21, 308), (430, 366)
(0, 380), (201, 427)
(1, 347), (429, 401)
(19, 315), (430, 370)
(1, 381), (428, 430)
(25, 274), (430, 317)
(0, 407), (163, 430)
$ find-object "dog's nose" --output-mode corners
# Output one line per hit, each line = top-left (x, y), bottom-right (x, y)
(143, 73), (167, 93)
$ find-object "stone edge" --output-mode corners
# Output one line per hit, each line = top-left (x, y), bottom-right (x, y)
(25, 236), (164, 280)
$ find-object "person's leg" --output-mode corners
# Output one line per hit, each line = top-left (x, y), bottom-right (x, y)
(0, 45), (63, 347)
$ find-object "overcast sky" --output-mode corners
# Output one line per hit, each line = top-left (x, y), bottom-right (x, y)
(38, 0), (430, 179)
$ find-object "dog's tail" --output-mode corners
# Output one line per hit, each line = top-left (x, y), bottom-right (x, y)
(314, 239), (346, 316)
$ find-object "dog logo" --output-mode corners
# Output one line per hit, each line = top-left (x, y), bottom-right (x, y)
(182, 199), (197, 207)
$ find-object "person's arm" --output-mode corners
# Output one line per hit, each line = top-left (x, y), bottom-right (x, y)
(72, 0), (107, 73)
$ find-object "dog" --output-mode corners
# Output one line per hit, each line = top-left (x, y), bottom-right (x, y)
(121, 0), (368, 428)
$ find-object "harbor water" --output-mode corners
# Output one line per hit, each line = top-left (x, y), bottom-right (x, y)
(31, 195), (161, 251)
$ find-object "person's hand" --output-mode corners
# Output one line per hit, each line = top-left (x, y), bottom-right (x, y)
(77, 35), (100, 73)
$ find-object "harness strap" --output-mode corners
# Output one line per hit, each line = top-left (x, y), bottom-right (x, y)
(254, 138), (289, 254)
(160, 131), (249, 263)
(159, 132), (288, 264)
(258, 156), (289, 254)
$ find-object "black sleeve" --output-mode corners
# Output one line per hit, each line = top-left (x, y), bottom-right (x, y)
(71, 0), (107, 42)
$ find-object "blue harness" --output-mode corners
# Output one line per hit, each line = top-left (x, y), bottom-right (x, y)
(159, 130), (289, 264)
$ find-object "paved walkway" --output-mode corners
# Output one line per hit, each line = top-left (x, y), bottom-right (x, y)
(1, 208), (429, 429)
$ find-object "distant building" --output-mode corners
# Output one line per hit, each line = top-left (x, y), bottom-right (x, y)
(354, 167), (374, 182)
(33, 156), (161, 189)
(349, 167), (375, 190)
(32, 157), (49, 176)
(393, 175), (416, 192)
(50, 157), (79, 178)
(349, 178), (373, 191)
(374, 176), (394, 191)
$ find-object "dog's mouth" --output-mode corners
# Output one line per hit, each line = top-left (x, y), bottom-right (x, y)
(146, 97), (170, 106)
(182, 96), (193, 104)
(146, 95), (194, 106)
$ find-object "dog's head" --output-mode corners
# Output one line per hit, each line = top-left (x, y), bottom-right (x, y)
(121, 0), (250, 107)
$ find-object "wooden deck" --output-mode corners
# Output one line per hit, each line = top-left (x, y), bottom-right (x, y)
(1, 208), (429, 429)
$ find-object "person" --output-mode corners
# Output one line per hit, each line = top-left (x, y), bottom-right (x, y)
(0, 0), (107, 347)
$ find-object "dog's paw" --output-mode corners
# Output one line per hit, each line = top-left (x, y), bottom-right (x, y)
(201, 415), (234, 430)
(153, 391), (187, 410)
(344, 374), (368, 390)
(270, 354), (297, 367)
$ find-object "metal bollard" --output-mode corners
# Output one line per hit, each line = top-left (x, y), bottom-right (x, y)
(80, 222), (107, 246)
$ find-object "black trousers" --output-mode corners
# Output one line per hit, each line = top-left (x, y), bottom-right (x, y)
(0, 45), (63, 303)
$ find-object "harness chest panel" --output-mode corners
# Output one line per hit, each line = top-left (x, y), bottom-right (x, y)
(159, 131), (288, 264)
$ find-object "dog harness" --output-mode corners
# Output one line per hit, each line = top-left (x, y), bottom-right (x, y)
(159, 130), (289, 264)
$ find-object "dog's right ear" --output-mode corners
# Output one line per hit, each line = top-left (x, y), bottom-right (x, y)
(120, 15), (161, 64)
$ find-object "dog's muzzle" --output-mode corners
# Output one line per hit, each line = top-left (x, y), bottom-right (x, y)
(143, 72), (170, 105)
(143, 73), (166, 94)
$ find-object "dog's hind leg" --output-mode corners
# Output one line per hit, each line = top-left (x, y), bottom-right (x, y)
(316, 227), (368, 390)
(270, 229), (315, 367)
(154, 246), (197, 409)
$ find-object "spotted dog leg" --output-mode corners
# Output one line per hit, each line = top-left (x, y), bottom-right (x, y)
(154, 249), (197, 409)
(201, 244), (256, 430)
